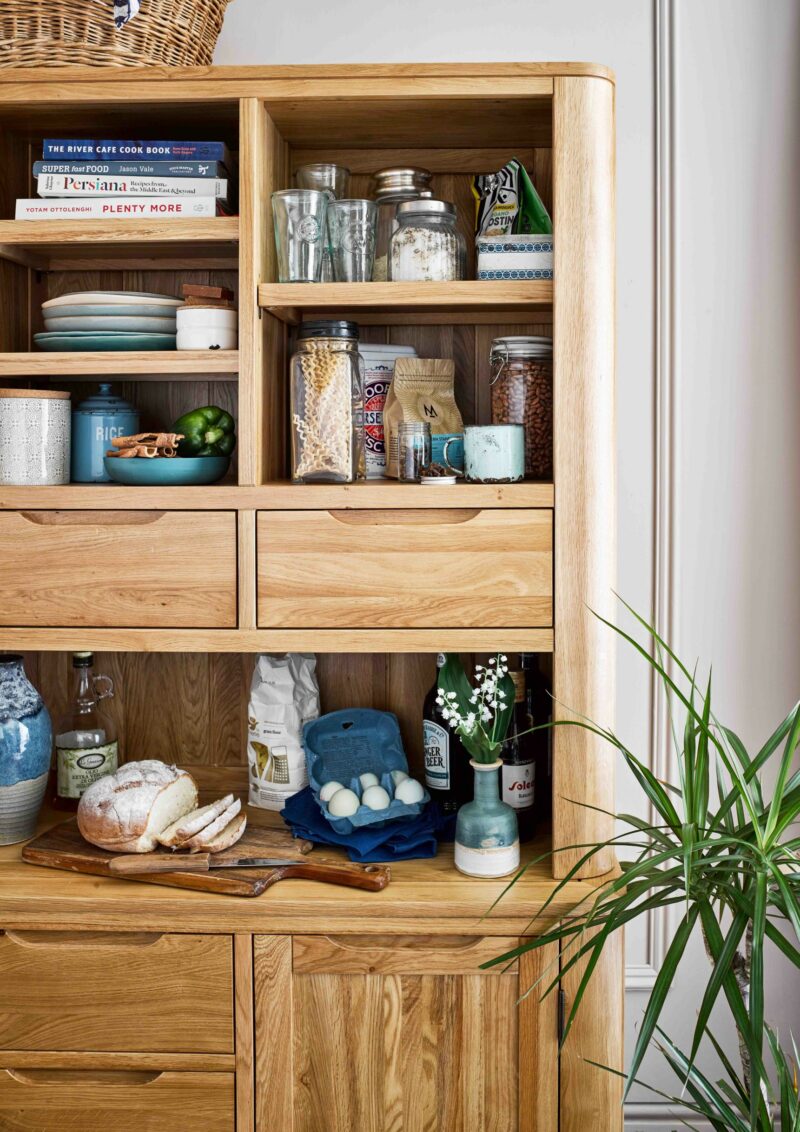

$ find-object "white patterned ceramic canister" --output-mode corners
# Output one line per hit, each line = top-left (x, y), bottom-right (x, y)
(0, 388), (71, 485)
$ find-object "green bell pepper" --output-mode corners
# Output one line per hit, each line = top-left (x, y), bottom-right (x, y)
(173, 406), (236, 457)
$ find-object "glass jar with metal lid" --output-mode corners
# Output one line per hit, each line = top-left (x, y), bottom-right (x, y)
(490, 336), (553, 479)
(389, 199), (466, 282)
(291, 319), (365, 484)
(370, 167), (432, 281)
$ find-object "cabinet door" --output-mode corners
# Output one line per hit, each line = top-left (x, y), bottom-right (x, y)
(257, 509), (553, 629)
(255, 935), (558, 1132)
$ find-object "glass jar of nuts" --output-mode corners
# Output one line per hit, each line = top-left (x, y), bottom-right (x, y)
(489, 336), (553, 479)
(291, 320), (366, 483)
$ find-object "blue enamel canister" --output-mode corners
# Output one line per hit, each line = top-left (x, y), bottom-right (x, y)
(71, 384), (139, 483)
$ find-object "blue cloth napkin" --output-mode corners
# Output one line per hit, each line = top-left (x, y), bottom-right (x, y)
(281, 787), (456, 863)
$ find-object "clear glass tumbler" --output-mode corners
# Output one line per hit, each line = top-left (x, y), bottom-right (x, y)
(271, 189), (328, 283)
(327, 199), (377, 282)
(295, 165), (350, 282)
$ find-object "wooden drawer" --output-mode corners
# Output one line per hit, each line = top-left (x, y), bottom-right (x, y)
(0, 931), (233, 1053)
(0, 510), (237, 628)
(0, 1068), (234, 1132)
(257, 508), (552, 628)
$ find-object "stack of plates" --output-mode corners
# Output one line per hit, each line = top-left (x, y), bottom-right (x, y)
(35, 291), (181, 352)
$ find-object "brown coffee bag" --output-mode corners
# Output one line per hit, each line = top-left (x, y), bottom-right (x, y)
(383, 358), (463, 477)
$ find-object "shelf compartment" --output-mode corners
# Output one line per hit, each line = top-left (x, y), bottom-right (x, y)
(258, 280), (553, 325)
(0, 482), (554, 510)
(0, 217), (240, 271)
(0, 350), (239, 379)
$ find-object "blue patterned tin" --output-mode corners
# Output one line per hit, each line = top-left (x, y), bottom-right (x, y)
(476, 234), (554, 280)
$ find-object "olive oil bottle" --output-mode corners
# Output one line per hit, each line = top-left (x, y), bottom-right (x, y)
(52, 652), (118, 810)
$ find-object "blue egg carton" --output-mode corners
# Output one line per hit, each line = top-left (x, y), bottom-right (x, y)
(303, 708), (429, 834)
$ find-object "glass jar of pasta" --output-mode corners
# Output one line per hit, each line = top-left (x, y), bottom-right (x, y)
(290, 321), (365, 483)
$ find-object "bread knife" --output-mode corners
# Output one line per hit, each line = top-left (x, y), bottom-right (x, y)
(108, 852), (390, 890)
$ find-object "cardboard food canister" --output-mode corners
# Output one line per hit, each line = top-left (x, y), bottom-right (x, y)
(0, 388), (70, 485)
(358, 343), (417, 478)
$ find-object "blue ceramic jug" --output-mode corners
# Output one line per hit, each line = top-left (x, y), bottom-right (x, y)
(71, 384), (139, 483)
(0, 655), (52, 845)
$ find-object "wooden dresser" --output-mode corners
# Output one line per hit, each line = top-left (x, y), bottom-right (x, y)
(0, 62), (621, 1131)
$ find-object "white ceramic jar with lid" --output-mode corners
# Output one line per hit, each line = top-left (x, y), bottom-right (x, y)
(0, 388), (70, 485)
(370, 167), (432, 281)
(389, 199), (466, 282)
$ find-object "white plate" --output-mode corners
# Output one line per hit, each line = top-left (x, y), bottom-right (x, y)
(44, 314), (178, 333)
(42, 291), (182, 310)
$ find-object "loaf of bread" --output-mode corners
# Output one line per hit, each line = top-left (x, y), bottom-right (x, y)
(157, 794), (235, 849)
(77, 761), (199, 853)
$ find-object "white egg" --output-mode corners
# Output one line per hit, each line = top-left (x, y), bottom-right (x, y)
(394, 777), (425, 804)
(390, 769), (409, 786)
(320, 780), (344, 803)
(326, 788), (360, 817)
(359, 772), (380, 790)
(361, 784), (391, 811)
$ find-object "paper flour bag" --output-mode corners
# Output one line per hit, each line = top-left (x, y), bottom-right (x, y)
(247, 654), (320, 810)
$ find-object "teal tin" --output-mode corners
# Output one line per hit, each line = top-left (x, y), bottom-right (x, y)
(463, 423), (524, 483)
(71, 384), (139, 483)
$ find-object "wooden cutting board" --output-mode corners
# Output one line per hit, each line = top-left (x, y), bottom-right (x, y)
(20, 818), (372, 898)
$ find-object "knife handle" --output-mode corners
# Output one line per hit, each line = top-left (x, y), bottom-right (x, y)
(109, 853), (211, 875)
(276, 860), (391, 891)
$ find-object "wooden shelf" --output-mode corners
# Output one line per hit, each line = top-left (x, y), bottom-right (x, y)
(0, 350), (239, 379)
(0, 481), (554, 510)
(258, 280), (553, 325)
(0, 217), (239, 270)
(0, 808), (601, 935)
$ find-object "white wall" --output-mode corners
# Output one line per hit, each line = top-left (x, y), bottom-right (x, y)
(215, 0), (800, 1123)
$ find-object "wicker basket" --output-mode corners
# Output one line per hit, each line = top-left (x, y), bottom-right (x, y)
(0, 0), (233, 69)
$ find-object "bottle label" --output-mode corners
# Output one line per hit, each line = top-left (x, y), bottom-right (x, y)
(423, 719), (450, 790)
(502, 759), (535, 811)
(57, 740), (118, 799)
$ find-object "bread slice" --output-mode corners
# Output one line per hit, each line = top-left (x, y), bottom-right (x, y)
(199, 810), (247, 855)
(157, 794), (235, 848)
(184, 797), (242, 853)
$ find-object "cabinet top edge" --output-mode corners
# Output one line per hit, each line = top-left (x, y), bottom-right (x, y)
(0, 61), (616, 90)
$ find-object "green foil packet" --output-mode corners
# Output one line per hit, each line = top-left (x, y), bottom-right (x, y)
(473, 157), (552, 237)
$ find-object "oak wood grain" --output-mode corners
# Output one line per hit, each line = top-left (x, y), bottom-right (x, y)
(293, 934), (520, 975)
(552, 75), (617, 878)
(0, 510), (237, 628)
(254, 936), (293, 1132)
(0, 1068), (235, 1132)
(234, 935), (255, 1132)
(257, 509), (553, 629)
(519, 943), (559, 1132)
(0, 930), (233, 1052)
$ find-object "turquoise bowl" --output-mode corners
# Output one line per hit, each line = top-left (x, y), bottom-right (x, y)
(103, 455), (230, 486)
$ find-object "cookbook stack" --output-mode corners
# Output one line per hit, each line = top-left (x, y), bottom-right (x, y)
(16, 139), (232, 220)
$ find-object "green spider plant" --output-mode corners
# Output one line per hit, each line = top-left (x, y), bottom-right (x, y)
(482, 601), (800, 1130)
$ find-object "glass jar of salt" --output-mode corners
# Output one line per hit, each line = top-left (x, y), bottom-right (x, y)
(370, 167), (432, 282)
(389, 199), (466, 283)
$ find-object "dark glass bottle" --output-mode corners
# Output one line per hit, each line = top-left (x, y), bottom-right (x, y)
(500, 670), (537, 842)
(52, 652), (118, 811)
(520, 653), (553, 823)
(422, 653), (471, 815)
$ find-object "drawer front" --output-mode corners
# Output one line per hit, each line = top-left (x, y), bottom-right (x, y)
(0, 510), (237, 628)
(0, 931), (233, 1053)
(0, 1069), (234, 1132)
(257, 508), (552, 628)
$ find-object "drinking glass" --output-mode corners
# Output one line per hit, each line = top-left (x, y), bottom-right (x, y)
(327, 199), (377, 283)
(271, 189), (328, 283)
(296, 165), (350, 281)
